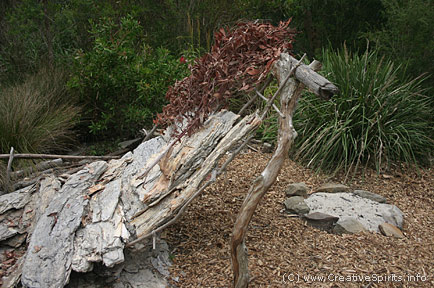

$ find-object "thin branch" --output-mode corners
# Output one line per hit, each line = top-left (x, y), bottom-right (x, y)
(143, 125), (159, 142)
(255, 90), (284, 118)
(6, 147), (14, 183)
(238, 75), (273, 116)
(0, 153), (120, 160)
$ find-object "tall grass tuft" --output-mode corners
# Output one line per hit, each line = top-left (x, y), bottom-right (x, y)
(293, 46), (433, 174)
(0, 67), (81, 155)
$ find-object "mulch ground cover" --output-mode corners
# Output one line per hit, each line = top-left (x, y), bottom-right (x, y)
(165, 150), (433, 287)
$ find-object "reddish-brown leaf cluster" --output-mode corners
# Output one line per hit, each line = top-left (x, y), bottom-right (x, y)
(154, 19), (296, 136)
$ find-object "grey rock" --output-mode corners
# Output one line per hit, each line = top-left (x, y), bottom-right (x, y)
(303, 212), (339, 231)
(379, 223), (404, 238)
(353, 190), (387, 203)
(284, 196), (310, 214)
(22, 176), (61, 238)
(315, 183), (351, 193)
(285, 182), (308, 197)
(382, 205), (404, 228)
(333, 218), (367, 235)
(305, 192), (404, 233)
(262, 142), (274, 153)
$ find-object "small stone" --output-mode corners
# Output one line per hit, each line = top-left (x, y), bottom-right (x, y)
(353, 190), (387, 203)
(315, 183), (351, 193)
(303, 212), (339, 231)
(379, 223), (404, 238)
(262, 142), (273, 153)
(284, 196), (310, 214)
(285, 183), (308, 197)
(333, 218), (366, 235)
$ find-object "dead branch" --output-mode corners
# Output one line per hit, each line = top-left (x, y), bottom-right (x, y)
(231, 54), (329, 288)
(0, 153), (120, 160)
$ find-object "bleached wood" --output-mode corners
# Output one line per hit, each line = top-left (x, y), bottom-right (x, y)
(0, 153), (120, 160)
(129, 112), (261, 242)
(283, 54), (339, 99)
(231, 54), (328, 287)
(21, 161), (108, 288)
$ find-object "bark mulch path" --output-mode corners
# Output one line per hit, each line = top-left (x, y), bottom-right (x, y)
(165, 150), (433, 287)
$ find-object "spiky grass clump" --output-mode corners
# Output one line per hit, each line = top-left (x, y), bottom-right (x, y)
(293, 46), (433, 174)
(0, 67), (81, 154)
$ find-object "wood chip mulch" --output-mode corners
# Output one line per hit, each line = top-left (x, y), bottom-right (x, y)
(164, 150), (433, 287)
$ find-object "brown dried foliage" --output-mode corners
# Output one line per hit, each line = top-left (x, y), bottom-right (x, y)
(154, 20), (296, 136)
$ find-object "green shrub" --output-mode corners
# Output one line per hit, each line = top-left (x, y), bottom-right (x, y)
(367, 0), (434, 85)
(68, 15), (189, 140)
(292, 46), (433, 174)
(0, 67), (80, 154)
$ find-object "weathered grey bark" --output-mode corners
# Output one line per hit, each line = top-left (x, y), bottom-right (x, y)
(129, 111), (261, 241)
(231, 54), (330, 288)
(21, 161), (108, 288)
(284, 54), (338, 99)
(0, 110), (261, 287)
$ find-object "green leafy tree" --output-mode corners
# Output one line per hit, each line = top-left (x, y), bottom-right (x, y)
(68, 15), (188, 140)
(367, 0), (434, 83)
(282, 0), (385, 56)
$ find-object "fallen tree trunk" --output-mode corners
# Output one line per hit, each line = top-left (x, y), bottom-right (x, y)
(0, 110), (261, 287)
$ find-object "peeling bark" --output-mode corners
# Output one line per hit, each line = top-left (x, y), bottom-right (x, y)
(21, 161), (108, 288)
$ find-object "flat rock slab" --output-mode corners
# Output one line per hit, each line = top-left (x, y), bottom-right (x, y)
(0, 184), (37, 214)
(305, 192), (404, 233)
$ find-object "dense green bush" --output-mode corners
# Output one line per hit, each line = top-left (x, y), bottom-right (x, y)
(68, 15), (189, 139)
(292, 46), (433, 174)
(280, 0), (385, 57)
(0, 0), (79, 83)
(0, 67), (80, 154)
(367, 0), (434, 84)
